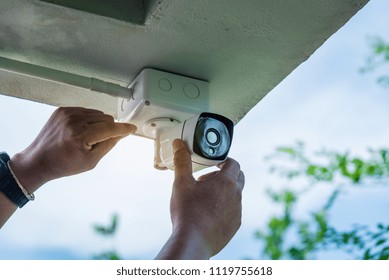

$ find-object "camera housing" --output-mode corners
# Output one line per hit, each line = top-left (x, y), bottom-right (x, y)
(159, 112), (234, 171)
(117, 68), (234, 171)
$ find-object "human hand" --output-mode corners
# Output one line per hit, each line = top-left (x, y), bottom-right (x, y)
(9, 107), (136, 193)
(156, 139), (244, 259)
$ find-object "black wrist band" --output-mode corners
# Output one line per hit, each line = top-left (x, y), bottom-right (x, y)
(0, 152), (31, 208)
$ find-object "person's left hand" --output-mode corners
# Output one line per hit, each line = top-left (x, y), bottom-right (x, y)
(156, 139), (244, 259)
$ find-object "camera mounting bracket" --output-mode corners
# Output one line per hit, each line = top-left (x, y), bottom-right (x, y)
(117, 68), (210, 170)
(142, 117), (180, 139)
(117, 68), (210, 139)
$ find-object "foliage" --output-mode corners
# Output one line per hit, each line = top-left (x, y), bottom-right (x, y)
(92, 213), (121, 260)
(255, 143), (389, 260)
(269, 142), (389, 184)
(361, 36), (389, 87)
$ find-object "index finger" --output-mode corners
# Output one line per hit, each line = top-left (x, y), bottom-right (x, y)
(218, 158), (241, 180)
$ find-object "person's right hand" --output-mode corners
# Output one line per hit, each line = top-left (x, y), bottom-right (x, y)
(156, 139), (245, 259)
(10, 107), (136, 193)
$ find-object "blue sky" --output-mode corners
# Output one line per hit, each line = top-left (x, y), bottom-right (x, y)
(1, 0), (389, 260)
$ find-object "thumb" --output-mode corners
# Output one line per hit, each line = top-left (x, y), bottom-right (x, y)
(89, 136), (123, 160)
(173, 139), (193, 180)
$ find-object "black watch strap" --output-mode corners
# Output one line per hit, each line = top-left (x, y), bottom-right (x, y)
(0, 152), (30, 208)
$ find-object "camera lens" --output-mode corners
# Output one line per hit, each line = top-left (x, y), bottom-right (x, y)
(194, 117), (231, 159)
(206, 128), (220, 145)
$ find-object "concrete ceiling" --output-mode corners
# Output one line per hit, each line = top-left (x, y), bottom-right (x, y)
(0, 0), (369, 122)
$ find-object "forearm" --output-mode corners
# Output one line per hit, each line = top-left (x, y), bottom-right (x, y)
(155, 227), (212, 260)
(0, 192), (17, 228)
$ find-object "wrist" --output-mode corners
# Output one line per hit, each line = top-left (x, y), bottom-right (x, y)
(156, 225), (212, 260)
(176, 225), (213, 258)
(10, 151), (51, 194)
(0, 152), (35, 208)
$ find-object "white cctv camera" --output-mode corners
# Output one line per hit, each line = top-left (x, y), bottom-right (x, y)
(159, 112), (234, 170)
(117, 68), (234, 171)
